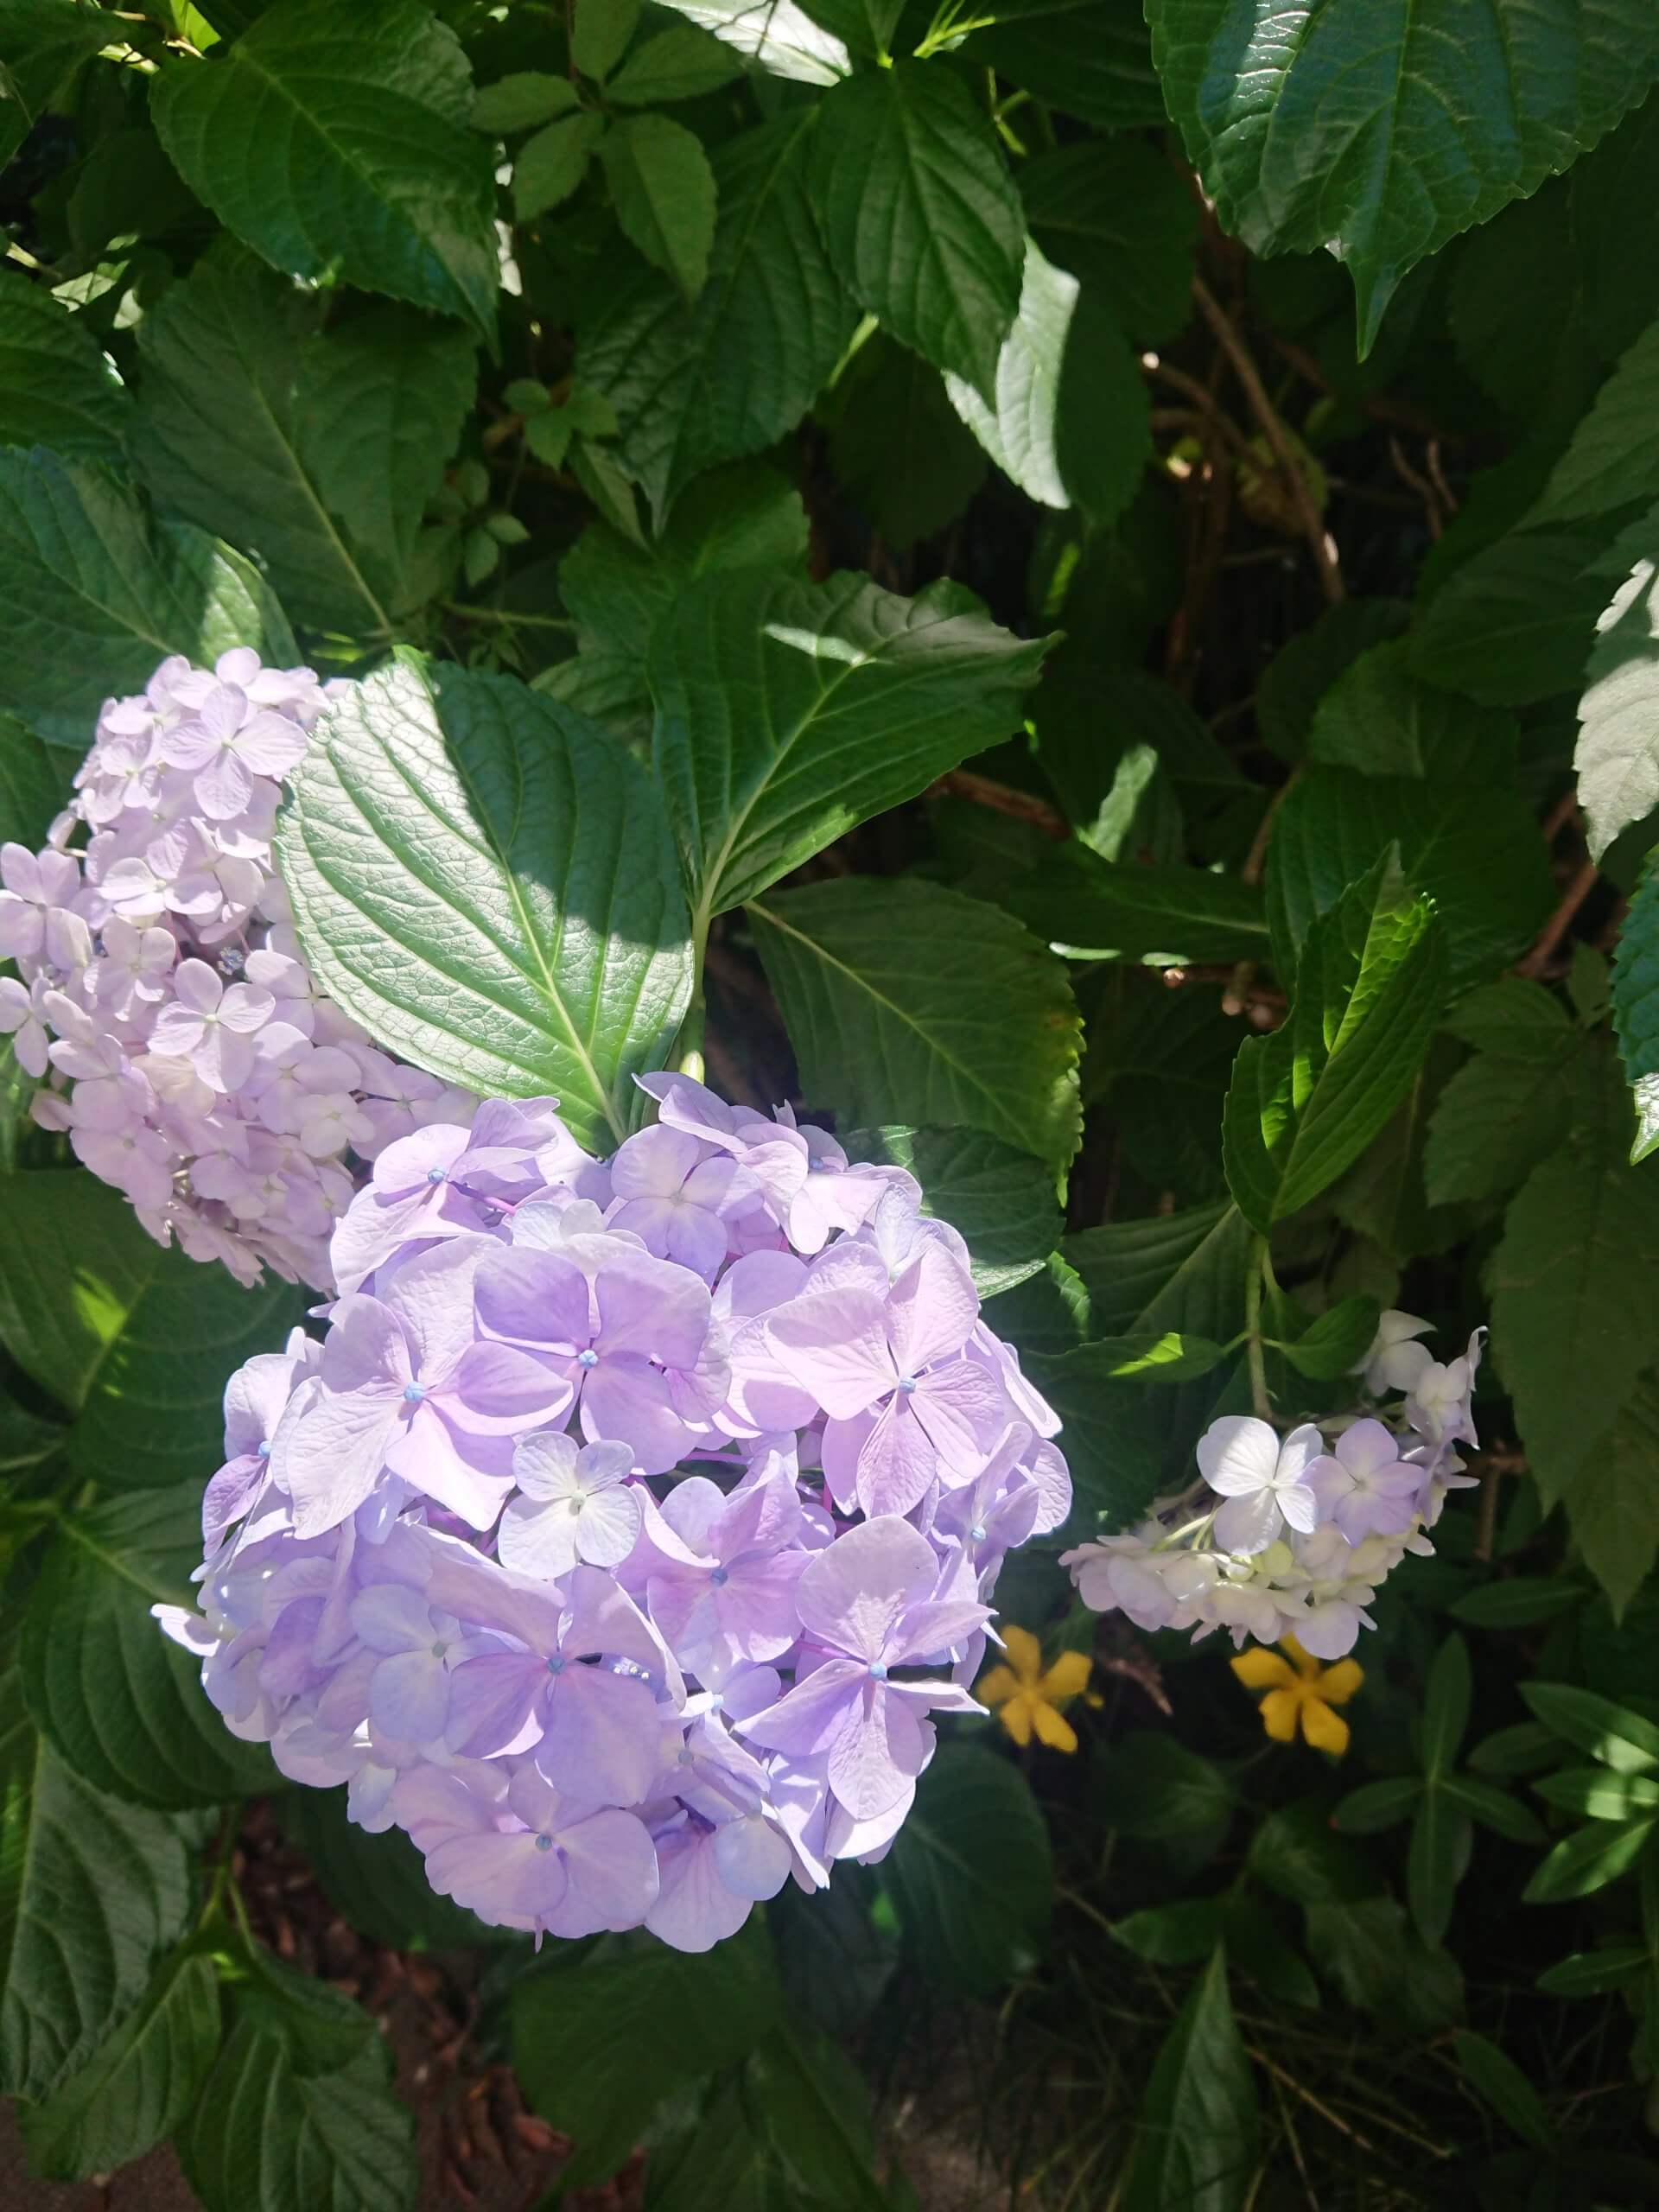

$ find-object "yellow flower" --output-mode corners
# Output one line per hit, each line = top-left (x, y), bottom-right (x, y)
(1230, 1636), (1363, 1756)
(978, 1625), (1093, 1753)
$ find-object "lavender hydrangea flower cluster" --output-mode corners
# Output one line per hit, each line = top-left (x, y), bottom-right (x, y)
(1062, 1312), (1484, 1659)
(0, 652), (473, 1288)
(157, 1074), (1072, 1951)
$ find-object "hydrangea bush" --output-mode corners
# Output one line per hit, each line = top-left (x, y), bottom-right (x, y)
(5, 0), (1659, 2203)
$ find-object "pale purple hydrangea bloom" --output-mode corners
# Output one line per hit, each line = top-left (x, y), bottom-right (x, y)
(158, 1074), (1073, 1952)
(0, 652), (474, 1289)
(1064, 1313), (1485, 1660)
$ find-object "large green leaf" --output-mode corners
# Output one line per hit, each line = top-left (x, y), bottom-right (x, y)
(1577, 556), (1659, 863)
(1010, 844), (1270, 964)
(647, 569), (1047, 925)
(1225, 859), (1450, 1230)
(19, 1948), (220, 2182)
(0, 1170), (306, 1481)
(649, 0), (850, 83)
(1613, 847), (1659, 1159)
(178, 1954), (418, 2212)
(1534, 319), (1659, 527)
(1412, 520), (1611, 706)
(943, 242), (1149, 521)
(599, 113), (717, 302)
(1063, 1200), (1236, 1334)
(581, 111), (856, 525)
(0, 449), (296, 750)
(749, 875), (1082, 1173)
(1122, 1948), (1258, 2212)
(512, 1925), (781, 2188)
(1491, 1049), (1659, 1510)
(278, 656), (692, 1150)
(0, 1676), (193, 2101)
(0, 269), (130, 463)
(823, 334), (988, 550)
(1307, 638), (1518, 781)
(807, 62), (1025, 400)
(1424, 1031), (1592, 1206)
(149, 0), (499, 340)
(0, 715), (64, 849)
(1147, 0), (1659, 352)
(135, 241), (476, 638)
(1019, 134), (1198, 346)
(22, 1484), (272, 1807)
(844, 1126), (1063, 1296)
(1566, 1377), (1659, 1618)
(877, 1746), (1052, 1994)
(964, 0), (1166, 131)
(1266, 765), (1553, 986)
(0, 0), (115, 168)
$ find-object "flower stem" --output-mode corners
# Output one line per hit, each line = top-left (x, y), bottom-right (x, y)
(1245, 1233), (1272, 1420)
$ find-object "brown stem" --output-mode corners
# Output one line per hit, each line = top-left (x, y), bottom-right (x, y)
(1193, 277), (1344, 605)
(1516, 859), (1599, 977)
(933, 767), (1070, 840)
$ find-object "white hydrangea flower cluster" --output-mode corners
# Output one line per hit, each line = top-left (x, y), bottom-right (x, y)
(0, 652), (473, 1289)
(1062, 1312), (1484, 1659)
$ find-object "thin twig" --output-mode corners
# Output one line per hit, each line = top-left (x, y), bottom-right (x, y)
(1516, 859), (1599, 977)
(1193, 278), (1344, 605)
(1244, 2048), (1378, 2156)
(934, 767), (1070, 839)
(1389, 435), (1445, 539)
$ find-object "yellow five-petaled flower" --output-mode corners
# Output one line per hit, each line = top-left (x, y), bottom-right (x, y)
(978, 1625), (1093, 1753)
(1230, 1636), (1363, 1756)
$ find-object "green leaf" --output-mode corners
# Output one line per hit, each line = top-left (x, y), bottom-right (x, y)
(1255, 598), (1410, 766)
(964, 0), (1166, 132)
(1008, 846), (1270, 963)
(1412, 519), (1611, 706)
(150, 0), (499, 341)
(1535, 319), (1659, 527)
(1521, 1681), (1659, 1772)
(19, 1948), (219, 2182)
(1063, 1201), (1235, 1333)
(648, 0), (850, 83)
(1109, 1734), (1236, 1847)
(277, 655), (692, 1153)
(1441, 1775), (1546, 1844)
(608, 25), (742, 103)
(572, 0), (641, 79)
(21, 1484), (271, 1807)
(0, 0), (117, 168)
(511, 1924), (781, 2187)
(0, 1677), (193, 2101)
(0, 1171), (305, 1479)
(600, 112), (716, 301)
(515, 111), (607, 219)
(1532, 1766), (1659, 1820)
(1452, 2029), (1556, 2150)
(1444, 977), (1576, 1060)
(1273, 1293), (1380, 1381)
(843, 1126), (1062, 1297)
(1491, 1052), (1659, 1508)
(1224, 859), (1450, 1230)
(1407, 1788), (1470, 1949)
(1536, 1944), (1652, 1996)
(878, 1746), (1052, 1993)
(0, 714), (64, 850)
(581, 111), (856, 525)
(1019, 136), (1198, 346)
(807, 62), (1024, 401)
(1147, 0), (1659, 352)
(0, 449), (296, 750)
(1449, 1578), (1587, 1629)
(472, 72), (581, 131)
(135, 241), (476, 638)
(1421, 1635), (1472, 1777)
(1122, 1948), (1258, 2212)
(178, 1953), (418, 2212)
(1033, 1358), (1166, 1529)
(1567, 1376), (1659, 1617)
(744, 2031), (891, 2212)
(748, 874), (1081, 1173)
(1110, 1898), (1224, 1964)
(823, 334), (987, 550)
(1524, 1815), (1659, 1903)
(1308, 638), (1519, 781)
(944, 241), (1149, 522)
(1424, 1040), (1586, 1207)
(1613, 851), (1659, 1160)
(1267, 766), (1553, 987)
(648, 569), (1046, 923)
(1576, 557), (1659, 862)
(1332, 1777), (1422, 1834)
(0, 270), (130, 464)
